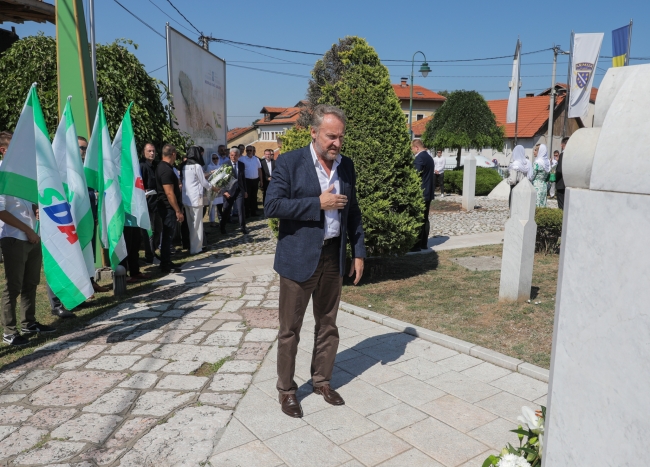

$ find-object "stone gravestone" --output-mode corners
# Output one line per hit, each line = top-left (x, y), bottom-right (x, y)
(498, 178), (536, 301)
(543, 64), (650, 466)
(462, 154), (476, 211)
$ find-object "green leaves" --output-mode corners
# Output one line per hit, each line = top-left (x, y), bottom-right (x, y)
(0, 35), (188, 152)
(422, 90), (504, 154)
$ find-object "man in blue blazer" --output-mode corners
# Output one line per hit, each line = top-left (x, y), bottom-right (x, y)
(265, 105), (366, 418)
(220, 147), (248, 235)
(412, 139), (434, 250)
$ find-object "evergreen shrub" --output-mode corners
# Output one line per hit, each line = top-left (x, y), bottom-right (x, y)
(443, 167), (502, 195)
(535, 207), (563, 254)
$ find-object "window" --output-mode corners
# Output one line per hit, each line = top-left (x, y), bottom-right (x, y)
(416, 114), (424, 121)
(260, 130), (285, 141)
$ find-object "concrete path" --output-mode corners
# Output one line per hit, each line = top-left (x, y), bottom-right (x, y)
(0, 231), (543, 467)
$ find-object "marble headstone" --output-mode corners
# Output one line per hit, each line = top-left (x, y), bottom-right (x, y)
(498, 178), (536, 302)
(544, 63), (650, 466)
(462, 154), (476, 211)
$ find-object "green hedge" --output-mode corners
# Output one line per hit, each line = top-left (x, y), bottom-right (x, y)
(535, 207), (563, 254)
(443, 167), (502, 196)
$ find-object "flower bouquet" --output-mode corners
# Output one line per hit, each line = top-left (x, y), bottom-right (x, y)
(482, 406), (545, 467)
(207, 164), (234, 203)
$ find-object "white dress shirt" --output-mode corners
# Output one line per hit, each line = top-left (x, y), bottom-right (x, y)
(241, 155), (261, 179)
(0, 195), (37, 241)
(433, 155), (446, 173)
(310, 143), (341, 240)
(182, 163), (212, 207)
(264, 159), (273, 177)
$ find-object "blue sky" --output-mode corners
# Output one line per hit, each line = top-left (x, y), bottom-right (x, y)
(8, 0), (649, 129)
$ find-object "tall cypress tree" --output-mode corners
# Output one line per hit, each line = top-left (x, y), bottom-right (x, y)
(304, 37), (424, 255)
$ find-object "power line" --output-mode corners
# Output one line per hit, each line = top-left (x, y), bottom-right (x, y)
(113, 0), (165, 39)
(147, 0), (197, 36)
(147, 64), (167, 74)
(218, 41), (313, 66)
(226, 63), (310, 79)
(164, 0), (201, 35)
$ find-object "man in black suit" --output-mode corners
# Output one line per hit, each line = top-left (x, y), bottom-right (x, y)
(260, 148), (276, 211)
(265, 104), (365, 419)
(220, 147), (248, 235)
(555, 136), (569, 210)
(412, 139), (435, 250)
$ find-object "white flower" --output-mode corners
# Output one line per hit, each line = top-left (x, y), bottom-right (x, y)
(517, 406), (544, 435)
(497, 453), (531, 467)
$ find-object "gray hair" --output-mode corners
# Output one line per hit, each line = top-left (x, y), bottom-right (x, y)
(229, 147), (241, 157)
(311, 104), (346, 131)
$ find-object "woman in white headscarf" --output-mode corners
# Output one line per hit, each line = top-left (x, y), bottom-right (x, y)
(529, 143), (551, 207)
(506, 145), (531, 208)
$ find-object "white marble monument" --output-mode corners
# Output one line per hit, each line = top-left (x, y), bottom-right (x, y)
(498, 178), (536, 302)
(462, 154), (476, 211)
(544, 64), (650, 466)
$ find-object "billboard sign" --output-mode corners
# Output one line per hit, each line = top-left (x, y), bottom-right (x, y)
(166, 25), (227, 161)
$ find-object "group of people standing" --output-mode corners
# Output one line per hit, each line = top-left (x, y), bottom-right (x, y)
(507, 136), (569, 210)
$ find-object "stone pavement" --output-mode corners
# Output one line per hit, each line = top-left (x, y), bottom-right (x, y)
(0, 235), (547, 466)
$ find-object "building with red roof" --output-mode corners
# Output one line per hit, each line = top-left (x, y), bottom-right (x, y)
(393, 78), (446, 125)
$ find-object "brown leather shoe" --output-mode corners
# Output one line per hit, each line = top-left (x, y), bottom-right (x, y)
(313, 384), (345, 406)
(279, 393), (303, 418)
(92, 281), (110, 293)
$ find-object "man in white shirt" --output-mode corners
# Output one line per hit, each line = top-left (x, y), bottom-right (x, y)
(241, 145), (263, 217)
(433, 150), (446, 197)
(0, 195), (56, 346)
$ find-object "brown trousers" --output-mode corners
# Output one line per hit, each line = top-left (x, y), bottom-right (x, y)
(277, 240), (342, 394)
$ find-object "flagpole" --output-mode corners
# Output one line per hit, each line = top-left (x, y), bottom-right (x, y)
(626, 19), (633, 66)
(563, 31), (574, 138)
(89, 0), (97, 99)
(514, 38), (521, 146)
(548, 45), (559, 156)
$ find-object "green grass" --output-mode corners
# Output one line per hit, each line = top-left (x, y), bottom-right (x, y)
(342, 244), (558, 368)
(193, 357), (229, 377)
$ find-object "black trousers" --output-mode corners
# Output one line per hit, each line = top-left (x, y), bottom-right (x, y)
(556, 189), (565, 210)
(434, 173), (445, 195)
(221, 195), (246, 232)
(246, 178), (259, 216)
(142, 209), (162, 261)
(419, 200), (431, 249)
(180, 210), (190, 249)
(120, 226), (141, 277)
(159, 207), (176, 268)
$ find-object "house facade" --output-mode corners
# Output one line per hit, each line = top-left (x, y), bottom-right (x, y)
(393, 78), (446, 125)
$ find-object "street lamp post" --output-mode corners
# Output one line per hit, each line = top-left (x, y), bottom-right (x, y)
(409, 51), (432, 138)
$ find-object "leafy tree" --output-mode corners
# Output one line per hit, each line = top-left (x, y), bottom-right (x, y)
(422, 90), (504, 167)
(302, 37), (424, 256)
(0, 34), (188, 153)
(437, 90), (450, 98)
(278, 126), (311, 153)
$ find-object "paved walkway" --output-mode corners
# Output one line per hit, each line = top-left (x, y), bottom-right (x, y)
(0, 233), (545, 467)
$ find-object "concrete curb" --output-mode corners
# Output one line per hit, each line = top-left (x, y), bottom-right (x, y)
(339, 301), (549, 383)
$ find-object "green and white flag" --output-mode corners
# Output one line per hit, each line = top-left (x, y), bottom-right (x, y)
(0, 84), (93, 309)
(112, 102), (151, 233)
(84, 99), (127, 269)
(52, 97), (95, 277)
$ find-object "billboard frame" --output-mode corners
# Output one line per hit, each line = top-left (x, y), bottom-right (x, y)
(165, 23), (227, 160)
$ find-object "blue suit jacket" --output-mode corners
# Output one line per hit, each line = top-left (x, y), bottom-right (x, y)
(224, 160), (247, 199)
(265, 145), (366, 283)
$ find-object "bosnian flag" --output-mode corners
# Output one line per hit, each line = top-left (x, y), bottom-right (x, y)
(0, 84), (93, 309)
(52, 97), (95, 278)
(112, 102), (151, 234)
(84, 99), (127, 269)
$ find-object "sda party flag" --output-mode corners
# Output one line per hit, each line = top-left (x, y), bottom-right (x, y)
(0, 84), (93, 309)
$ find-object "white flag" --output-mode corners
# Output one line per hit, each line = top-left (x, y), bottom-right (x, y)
(568, 33), (604, 119)
(506, 39), (521, 124)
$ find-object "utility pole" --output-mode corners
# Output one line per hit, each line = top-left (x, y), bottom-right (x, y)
(563, 31), (574, 138)
(627, 19), (633, 66)
(199, 35), (209, 51)
(547, 46), (559, 156)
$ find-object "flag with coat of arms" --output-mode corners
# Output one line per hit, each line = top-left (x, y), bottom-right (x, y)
(0, 84), (93, 309)
(84, 99), (127, 269)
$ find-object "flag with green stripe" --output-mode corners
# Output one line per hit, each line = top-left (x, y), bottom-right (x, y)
(84, 99), (127, 269)
(0, 84), (93, 309)
(52, 97), (95, 278)
(112, 102), (151, 234)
